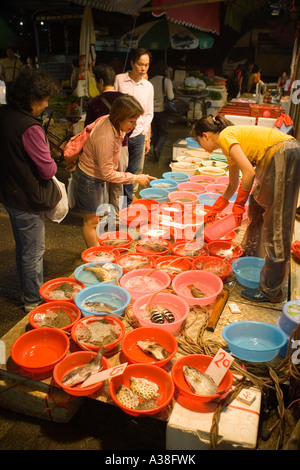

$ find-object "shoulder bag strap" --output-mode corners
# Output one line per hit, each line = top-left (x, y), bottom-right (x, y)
(162, 77), (166, 96)
(98, 94), (112, 112)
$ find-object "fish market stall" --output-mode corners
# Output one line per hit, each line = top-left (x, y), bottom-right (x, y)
(173, 73), (227, 123)
(0, 211), (299, 449)
(0, 148), (299, 449)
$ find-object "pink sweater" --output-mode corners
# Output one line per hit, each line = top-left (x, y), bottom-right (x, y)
(78, 115), (135, 184)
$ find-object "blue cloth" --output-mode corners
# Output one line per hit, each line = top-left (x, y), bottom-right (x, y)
(123, 133), (145, 206)
(4, 205), (45, 305)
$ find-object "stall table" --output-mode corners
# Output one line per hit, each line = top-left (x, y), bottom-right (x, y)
(0, 214), (298, 449)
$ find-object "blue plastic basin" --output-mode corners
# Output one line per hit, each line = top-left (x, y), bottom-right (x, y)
(232, 256), (265, 289)
(162, 172), (190, 183)
(139, 188), (169, 203)
(150, 179), (178, 192)
(74, 261), (123, 288)
(222, 321), (287, 362)
(74, 284), (130, 317)
(198, 192), (220, 206)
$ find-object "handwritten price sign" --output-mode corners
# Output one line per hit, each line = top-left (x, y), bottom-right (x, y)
(205, 348), (234, 385)
(81, 362), (128, 388)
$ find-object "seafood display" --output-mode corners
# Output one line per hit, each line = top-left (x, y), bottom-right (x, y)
(217, 247), (237, 257)
(183, 365), (218, 396)
(124, 275), (166, 294)
(188, 284), (207, 298)
(137, 240), (168, 253)
(116, 377), (160, 410)
(101, 239), (130, 246)
(62, 347), (104, 387)
(174, 197), (194, 203)
(139, 303), (176, 324)
(130, 377), (159, 399)
(155, 259), (186, 276)
(137, 340), (170, 361)
(118, 255), (151, 271)
(47, 282), (81, 300)
(82, 263), (119, 282)
(152, 182), (174, 189)
(75, 318), (121, 347)
(82, 296), (121, 314)
(34, 309), (72, 329)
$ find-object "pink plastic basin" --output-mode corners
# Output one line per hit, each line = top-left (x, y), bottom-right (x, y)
(172, 270), (223, 306)
(168, 191), (199, 204)
(132, 292), (190, 336)
(120, 268), (171, 300)
(177, 182), (206, 195)
(190, 175), (216, 185)
(204, 213), (237, 243)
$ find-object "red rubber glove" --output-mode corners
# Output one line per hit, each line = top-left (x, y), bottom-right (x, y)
(204, 196), (229, 223)
(232, 188), (250, 226)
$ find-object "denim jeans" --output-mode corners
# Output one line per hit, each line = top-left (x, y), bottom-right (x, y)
(4, 205), (45, 305)
(123, 133), (145, 206)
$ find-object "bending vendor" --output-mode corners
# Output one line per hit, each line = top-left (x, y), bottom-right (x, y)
(191, 114), (300, 303)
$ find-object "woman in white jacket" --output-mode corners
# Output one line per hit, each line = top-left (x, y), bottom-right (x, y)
(150, 60), (174, 161)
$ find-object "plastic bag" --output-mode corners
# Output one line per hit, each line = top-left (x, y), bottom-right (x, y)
(45, 176), (69, 223)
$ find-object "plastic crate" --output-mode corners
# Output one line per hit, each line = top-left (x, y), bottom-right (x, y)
(249, 104), (284, 118)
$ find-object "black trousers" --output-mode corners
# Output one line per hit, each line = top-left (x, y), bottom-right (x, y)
(151, 111), (169, 157)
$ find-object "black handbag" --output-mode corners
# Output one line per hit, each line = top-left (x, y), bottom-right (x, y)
(162, 77), (177, 114)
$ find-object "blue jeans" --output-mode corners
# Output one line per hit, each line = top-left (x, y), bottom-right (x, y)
(4, 205), (45, 305)
(123, 133), (145, 206)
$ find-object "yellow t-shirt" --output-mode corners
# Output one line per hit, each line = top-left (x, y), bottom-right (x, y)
(218, 125), (294, 167)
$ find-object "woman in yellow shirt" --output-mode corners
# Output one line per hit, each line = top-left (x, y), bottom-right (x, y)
(191, 114), (300, 303)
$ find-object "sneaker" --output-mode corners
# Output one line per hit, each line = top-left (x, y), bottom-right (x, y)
(24, 302), (42, 313)
(241, 288), (281, 303)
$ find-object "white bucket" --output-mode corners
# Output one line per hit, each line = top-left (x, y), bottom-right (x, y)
(170, 161), (198, 176)
(198, 166), (226, 177)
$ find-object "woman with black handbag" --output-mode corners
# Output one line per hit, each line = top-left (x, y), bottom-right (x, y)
(149, 60), (175, 161)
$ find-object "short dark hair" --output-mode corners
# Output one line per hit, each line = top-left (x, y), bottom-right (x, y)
(6, 69), (58, 112)
(154, 60), (167, 76)
(109, 94), (144, 133)
(131, 48), (152, 64)
(93, 63), (115, 86)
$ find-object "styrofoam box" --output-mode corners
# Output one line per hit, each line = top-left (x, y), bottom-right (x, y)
(166, 386), (261, 450)
(172, 139), (188, 160)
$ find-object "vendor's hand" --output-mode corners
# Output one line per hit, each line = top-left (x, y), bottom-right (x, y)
(145, 140), (150, 154)
(204, 210), (217, 224)
(204, 196), (229, 224)
(135, 174), (156, 186)
(65, 162), (77, 172)
(232, 188), (250, 226)
(232, 203), (245, 226)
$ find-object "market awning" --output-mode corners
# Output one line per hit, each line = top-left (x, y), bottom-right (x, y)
(70, 0), (221, 34)
(70, 0), (151, 16)
(151, 0), (220, 34)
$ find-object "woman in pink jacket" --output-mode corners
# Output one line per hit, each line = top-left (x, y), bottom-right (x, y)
(73, 94), (155, 247)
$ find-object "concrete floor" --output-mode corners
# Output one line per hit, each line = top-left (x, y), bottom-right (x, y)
(0, 120), (297, 451)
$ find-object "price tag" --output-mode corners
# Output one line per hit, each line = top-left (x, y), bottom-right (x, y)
(204, 348), (234, 386)
(81, 362), (128, 388)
